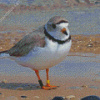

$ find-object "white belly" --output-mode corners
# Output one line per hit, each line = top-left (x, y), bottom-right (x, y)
(15, 39), (72, 70)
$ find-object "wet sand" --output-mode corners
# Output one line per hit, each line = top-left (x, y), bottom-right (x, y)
(0, 53), (100, 100)
(0, 76), (100, 100)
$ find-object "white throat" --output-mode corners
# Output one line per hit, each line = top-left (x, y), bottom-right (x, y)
(45, 23), (70, 41)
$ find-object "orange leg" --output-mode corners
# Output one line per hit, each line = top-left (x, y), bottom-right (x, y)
(45, 69), (58, 88)
(34, 70), (57, 90)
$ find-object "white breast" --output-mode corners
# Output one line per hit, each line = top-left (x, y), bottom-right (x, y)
(15, 37), (72, 70)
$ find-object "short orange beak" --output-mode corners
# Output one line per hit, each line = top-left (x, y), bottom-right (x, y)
(61, 28), (66, 34)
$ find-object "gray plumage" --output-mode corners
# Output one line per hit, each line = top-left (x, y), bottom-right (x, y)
(48, 16), (68, 24)
(1, 26), (45, 57)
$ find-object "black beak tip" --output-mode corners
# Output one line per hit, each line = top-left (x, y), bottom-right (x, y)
(64, 31), (68, 35)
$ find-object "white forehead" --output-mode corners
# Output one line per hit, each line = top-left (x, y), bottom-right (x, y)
(56, 23), (69, 28)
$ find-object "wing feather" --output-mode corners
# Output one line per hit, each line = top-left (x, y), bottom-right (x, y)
(8, 26), (45, 57)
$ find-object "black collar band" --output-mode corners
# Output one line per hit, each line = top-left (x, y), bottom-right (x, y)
(44, 27), (71, 44)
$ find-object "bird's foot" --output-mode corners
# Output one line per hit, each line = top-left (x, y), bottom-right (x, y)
(45, 84), (59, 88)
(42, 86), (56, 90)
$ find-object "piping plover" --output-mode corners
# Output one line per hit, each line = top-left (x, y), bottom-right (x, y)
(0, 16), (72, 90)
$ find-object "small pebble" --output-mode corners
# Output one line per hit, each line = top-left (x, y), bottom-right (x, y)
(81, 95), (100, 100)
(5, 96), (18, 100)
(16, 87), (23, 90)
(34, 96), (39, 98)
(52, 96), (64, 100)
(87, 44), (93, 47)
(0, 93), (2, 95)
(21, 96), (27, 98)
(81, 85), (88, 88)
(2, 79), (7, 83)
(65, 95), (75, 100)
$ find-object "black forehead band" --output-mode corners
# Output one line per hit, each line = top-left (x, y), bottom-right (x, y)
(56, 20), (68, 24)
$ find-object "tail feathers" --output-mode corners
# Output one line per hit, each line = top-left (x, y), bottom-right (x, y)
(0, 50), (10, 58)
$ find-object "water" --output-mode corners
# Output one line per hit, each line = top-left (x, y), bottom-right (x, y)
(0, 3), (100, 35)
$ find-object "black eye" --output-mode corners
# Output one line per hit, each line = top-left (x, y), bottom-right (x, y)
(52, 24), (56, 29)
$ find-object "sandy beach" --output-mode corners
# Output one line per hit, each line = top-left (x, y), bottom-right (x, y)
(0, 24), (100, 100)
(0, 76), (100, 100)
(0, 53), (100, 100)
(0, 1), (100, 100)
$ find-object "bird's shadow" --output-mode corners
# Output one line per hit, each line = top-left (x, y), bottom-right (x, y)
(0, 83), (41, 90)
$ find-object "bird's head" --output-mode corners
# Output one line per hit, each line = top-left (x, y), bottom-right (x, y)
(45, 16), (70, 41)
